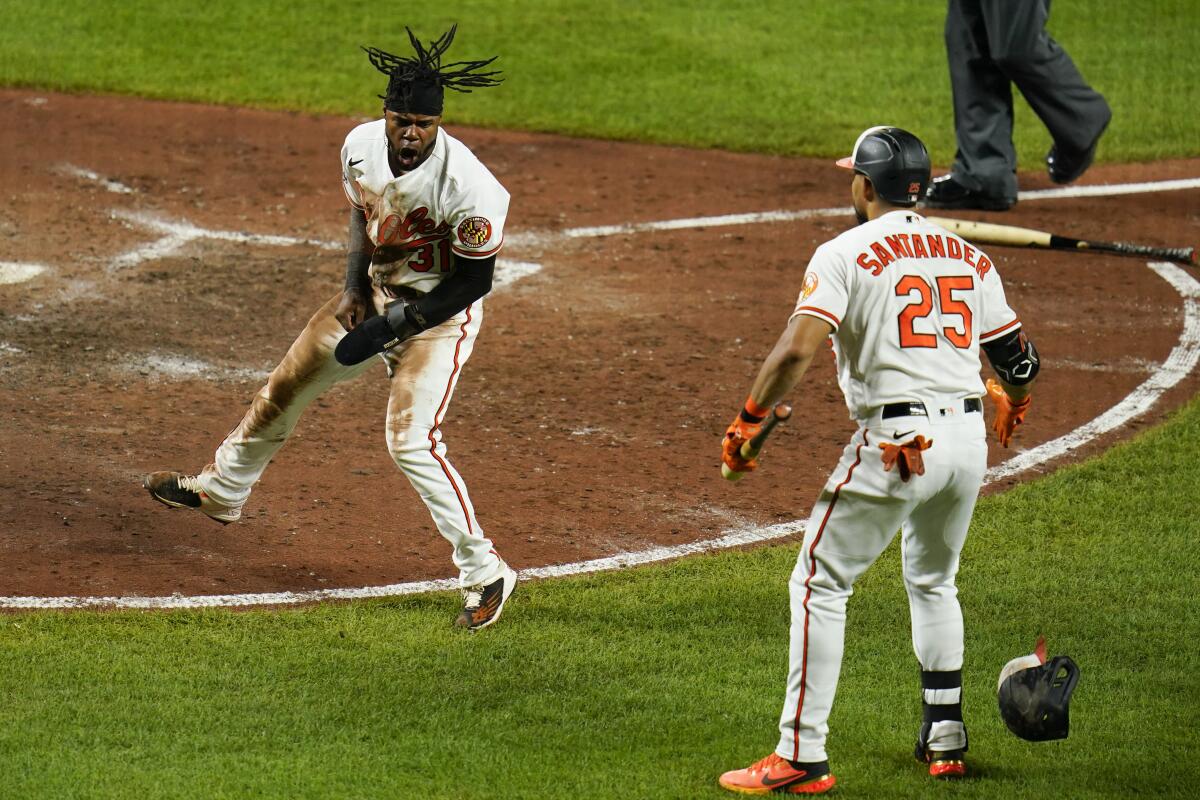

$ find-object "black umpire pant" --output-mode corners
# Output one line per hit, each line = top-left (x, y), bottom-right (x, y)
(945, 0), (1111, 202)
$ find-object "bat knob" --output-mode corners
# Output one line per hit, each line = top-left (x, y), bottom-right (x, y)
(721, 463), (747, 482)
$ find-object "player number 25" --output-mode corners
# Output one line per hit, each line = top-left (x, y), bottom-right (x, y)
(895, 275), (974, 349)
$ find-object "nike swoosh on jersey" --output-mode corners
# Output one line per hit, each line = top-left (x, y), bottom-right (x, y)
(891, 429), (917, 439)
(348, 157), (364, 168)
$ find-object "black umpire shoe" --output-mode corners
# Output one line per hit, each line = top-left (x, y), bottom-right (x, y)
(1046, 116), (1110, 184)
(922, 174), (1014, 211)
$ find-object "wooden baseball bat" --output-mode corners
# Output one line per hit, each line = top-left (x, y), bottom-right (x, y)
(925, 216), (1197, 266)
(721, 403), (793, 482)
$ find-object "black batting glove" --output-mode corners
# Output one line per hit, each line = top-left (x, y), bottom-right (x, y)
(334, 301), (420, 365)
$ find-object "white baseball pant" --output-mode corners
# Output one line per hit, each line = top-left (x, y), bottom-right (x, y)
(197, 289), (505, 589)
(777, 399), (987, 762)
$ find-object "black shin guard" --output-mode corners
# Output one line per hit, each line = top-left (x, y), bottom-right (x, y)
(916, 668), (967, 758)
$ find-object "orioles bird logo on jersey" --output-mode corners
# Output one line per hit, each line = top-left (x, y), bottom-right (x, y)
(457, 216), (492, 248)
(800, 271), (819, 302)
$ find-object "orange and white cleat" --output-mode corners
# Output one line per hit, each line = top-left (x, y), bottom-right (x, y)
(718, 752), (836, 795)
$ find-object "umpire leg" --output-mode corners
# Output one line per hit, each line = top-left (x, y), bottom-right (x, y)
(945, 0), (1020, 202)
(982, 0), (1111, 155)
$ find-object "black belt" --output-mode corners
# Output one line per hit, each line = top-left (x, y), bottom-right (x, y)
(881, 398), (982, 419)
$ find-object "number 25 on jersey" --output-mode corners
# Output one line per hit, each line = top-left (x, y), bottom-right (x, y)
(895, 275), (974, 349)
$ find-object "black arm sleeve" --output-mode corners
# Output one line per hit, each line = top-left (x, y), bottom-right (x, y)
(404, 253), (496, 330)
(345, 207), (373, 292)
(981, 328), (1040, 386)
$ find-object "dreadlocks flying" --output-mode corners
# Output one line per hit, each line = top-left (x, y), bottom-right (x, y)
(363, 25), (502, 116)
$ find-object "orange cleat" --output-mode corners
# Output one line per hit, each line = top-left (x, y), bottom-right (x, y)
(921, 749), (966, 779)
(718, 753), (836, 795)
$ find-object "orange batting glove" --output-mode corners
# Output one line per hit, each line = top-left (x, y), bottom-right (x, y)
(879, 435), (933, 482)
(723, 396), (768, 474)
(986, 378), (1031, 447)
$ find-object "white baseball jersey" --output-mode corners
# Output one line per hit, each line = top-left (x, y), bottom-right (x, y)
(341, 121), (510, 294)
(791, 210), (1019, 421)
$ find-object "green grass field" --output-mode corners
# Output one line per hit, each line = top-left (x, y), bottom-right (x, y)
(2, 1), (1197, 164)
(2, 2), (1199, 798)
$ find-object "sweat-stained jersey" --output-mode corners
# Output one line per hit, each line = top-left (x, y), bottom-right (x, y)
(791, 210), (1019, 422)
(341, 121), (510, 294)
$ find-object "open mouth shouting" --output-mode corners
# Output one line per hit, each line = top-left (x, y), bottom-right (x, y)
(396, 144), (422, 170)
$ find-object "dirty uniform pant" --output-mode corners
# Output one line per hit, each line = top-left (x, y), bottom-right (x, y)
(198, 289), (503, 589)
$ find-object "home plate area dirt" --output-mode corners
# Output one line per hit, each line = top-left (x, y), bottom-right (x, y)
(1, 89), (1198, 602)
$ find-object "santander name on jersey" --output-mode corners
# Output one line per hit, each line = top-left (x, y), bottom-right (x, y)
(341, 120), (510, 294)
(792, 211), (1020, 422)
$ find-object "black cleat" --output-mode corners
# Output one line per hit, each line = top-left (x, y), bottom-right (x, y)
(455, 565), (518, 631)
(144, 471), (242, 524)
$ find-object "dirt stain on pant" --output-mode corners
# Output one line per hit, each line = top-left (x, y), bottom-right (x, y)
(238, 292), (349, 439)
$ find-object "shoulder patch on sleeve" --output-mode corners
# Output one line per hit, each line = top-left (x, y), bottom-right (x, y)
(457, 216), (493, 249)
(799, 271), (819, 302)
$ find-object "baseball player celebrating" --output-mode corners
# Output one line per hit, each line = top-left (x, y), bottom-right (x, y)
(717, 126), (1039, 793)
(145, 26), (518, 631)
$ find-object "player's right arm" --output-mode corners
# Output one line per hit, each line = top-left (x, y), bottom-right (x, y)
(982, 328), (1038, 401)
(335, 206), (376, 331)
(977, 263), (1039, 445)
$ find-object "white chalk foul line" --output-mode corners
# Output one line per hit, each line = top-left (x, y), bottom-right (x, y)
(107, 210), (542, 286)
(1018, 177), (1200, 201)
(58, 164), (135, 195)
(109, 210), (342, 270)
(0, 262), (48, 285)
(6, 262), (1198, 610)
(508, 177), (1200, 247)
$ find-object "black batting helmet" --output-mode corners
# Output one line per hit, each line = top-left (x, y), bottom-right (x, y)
(835, 126), (931, 206)
(997, 638), (1080, 742)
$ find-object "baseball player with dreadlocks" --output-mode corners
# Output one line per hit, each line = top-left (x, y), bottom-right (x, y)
(144, 25), (517, 630)
(717, 126), (1038, 793)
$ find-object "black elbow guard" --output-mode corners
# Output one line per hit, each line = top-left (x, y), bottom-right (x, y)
(982, 328), (1040, 386)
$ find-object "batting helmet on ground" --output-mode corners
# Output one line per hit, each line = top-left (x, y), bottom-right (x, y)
(836, 126), (931, 206)
(996, 637), (1080, 741)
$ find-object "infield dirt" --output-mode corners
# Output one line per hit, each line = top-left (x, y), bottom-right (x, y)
(1, 89), (1198, 599)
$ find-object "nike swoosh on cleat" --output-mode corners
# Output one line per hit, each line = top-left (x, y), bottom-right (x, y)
(348, 158), (363, 168)
(761, 771), (809, 787)
(892, 429), (917, 439)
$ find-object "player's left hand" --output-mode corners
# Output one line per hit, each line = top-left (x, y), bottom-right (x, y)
(334, 286), (373, 332)
(722, 415), (764, 474)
